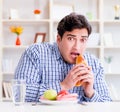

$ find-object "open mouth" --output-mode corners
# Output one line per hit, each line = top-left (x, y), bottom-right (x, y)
(71, 52), (80, 59)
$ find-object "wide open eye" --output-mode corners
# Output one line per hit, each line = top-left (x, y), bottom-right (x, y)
(80, 37), (88, 43)
(67, 36), (74, 41)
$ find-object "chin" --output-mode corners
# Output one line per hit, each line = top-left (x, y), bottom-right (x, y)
(65, 57), (75, 64)
(68, 60), (75, 64)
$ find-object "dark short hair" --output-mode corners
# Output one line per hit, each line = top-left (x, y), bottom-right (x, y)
(57, 12), (92, 38)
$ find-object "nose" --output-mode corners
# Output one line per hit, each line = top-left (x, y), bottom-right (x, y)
(73, 40), (81, 49)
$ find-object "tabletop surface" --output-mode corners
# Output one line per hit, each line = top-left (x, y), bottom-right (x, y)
(0, 101), (120, 112)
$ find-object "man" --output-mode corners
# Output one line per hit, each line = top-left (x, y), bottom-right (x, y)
(14, 13), (112, 102)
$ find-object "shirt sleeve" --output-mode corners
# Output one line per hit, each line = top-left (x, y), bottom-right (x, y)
(14, 45), (62, 102)
(14, 46), (40, 102)
(82, 61), (112, 102)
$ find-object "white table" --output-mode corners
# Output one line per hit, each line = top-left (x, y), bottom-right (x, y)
(0, 102), (120, 112)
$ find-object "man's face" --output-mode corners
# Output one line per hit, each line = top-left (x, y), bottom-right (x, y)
(57, 28), (89, 64)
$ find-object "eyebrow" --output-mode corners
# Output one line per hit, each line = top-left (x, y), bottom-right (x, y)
(81, 36), (89, 38)
(66, 34), (88, 38)
(66, 34), (76, 37)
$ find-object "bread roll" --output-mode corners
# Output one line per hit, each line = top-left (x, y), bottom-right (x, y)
(75, 55), (87, 86)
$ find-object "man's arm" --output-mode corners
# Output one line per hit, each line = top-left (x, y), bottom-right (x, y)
(83, 62), (112, 102)
(14, 45), (62, 102)
(14, 47), (41, 102)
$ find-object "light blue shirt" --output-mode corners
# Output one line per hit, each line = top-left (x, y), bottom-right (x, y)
(14, 42), (112, 102)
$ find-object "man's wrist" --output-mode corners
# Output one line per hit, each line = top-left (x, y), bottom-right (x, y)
(85, 89), (95, 98)
(60, 82), (69, 90)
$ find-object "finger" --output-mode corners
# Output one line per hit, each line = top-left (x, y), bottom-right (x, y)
(70, 70), (85, 82)
(78, 73), (93, 81)
(88, 66), (92, 71)
(73, 72), (89, 83)
(72, 67), (90, 80)
(81, 78), (93, 85)
(70, 66), (84, 79)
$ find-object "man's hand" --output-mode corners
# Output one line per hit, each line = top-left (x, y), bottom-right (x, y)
(61, 64), (94, 98)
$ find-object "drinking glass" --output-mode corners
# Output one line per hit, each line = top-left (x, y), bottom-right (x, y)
(11, 79), (26, 105)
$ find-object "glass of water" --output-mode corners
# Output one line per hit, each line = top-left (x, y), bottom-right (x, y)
(11, 79), (26, 105)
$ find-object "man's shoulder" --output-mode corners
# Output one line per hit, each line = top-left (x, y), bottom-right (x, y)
(23, 42), (57, 61)
(84, 52), (100, 65)
(84, 52), (97, 60)
(27, 42), (55, 51)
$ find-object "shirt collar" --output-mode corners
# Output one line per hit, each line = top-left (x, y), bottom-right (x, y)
(52, 42), (63, 60)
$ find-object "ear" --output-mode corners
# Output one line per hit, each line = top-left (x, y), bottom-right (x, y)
(57, 34), (62, 44)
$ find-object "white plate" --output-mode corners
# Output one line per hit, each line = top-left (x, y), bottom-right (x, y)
(39, 99), (78, 105)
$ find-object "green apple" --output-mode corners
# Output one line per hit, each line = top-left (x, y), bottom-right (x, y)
(43, 89), (57, 100)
